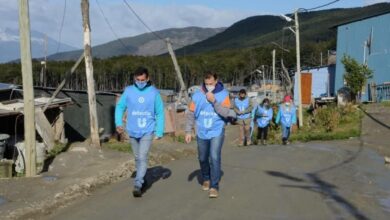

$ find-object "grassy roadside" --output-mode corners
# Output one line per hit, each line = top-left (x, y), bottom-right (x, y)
(102, 138), (132, 153)
(252, 104), (363, 144)
(381, 101), (390, 107)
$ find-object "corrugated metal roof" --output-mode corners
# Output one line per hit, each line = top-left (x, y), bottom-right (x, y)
(0, 83), (17, 90)
(332, 10), (390, 28)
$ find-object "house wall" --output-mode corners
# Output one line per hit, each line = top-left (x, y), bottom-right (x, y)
(335, 13), (390, 101)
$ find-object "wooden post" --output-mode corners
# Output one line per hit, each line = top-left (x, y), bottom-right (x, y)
(42, 53), (84, 112)
(81, 0), (100, 147)
(39, 34), (47, 87)
(272, 49), (276, 102)
(262, 65), (266, 90)
(18, 0), (36, 177)
(54, 107), (66, 143)
(166, 38), (189, 103)
(294, 10), (304, 127)
(35, 108), (55, 150)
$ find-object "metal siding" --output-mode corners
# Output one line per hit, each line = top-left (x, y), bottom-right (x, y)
(335, 13), (390, 101)
(310, 68), (329, 98)
(294, 67), (331, 104)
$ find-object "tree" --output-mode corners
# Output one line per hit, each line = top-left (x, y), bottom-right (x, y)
(341, 55), (373, 101)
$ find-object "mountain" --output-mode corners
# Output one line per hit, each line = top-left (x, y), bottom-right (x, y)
(48, 27), (226, 61)
(0, 28), (77, 63)
(176, 3), (390, 55)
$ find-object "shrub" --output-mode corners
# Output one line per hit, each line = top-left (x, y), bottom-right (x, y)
(314, 107), (340, 132)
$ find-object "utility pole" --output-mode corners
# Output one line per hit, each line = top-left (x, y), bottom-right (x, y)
(18, 0), (36, 177)
(166, 38), (189, 103)
(294, 10), (303, 127)
(272, 49), (276, 102)
(40, 34), (47, 87)
(81, 0), (100, 147)
(262, 65), (266, 90)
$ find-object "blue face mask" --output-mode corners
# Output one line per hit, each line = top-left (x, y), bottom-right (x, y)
(135, 80), (148, 89)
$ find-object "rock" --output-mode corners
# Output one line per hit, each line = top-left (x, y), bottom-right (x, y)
(70, 147), (88, 153)
(384, 156), (390, 164)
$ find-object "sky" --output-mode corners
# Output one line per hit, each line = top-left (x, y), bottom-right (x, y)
(0, 0), (389, 49)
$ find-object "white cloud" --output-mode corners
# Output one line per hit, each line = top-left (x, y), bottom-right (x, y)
(0, 0), (257, 49)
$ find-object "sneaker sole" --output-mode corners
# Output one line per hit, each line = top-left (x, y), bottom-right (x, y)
(132, 190), (142, 197)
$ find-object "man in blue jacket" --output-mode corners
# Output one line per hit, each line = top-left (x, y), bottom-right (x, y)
(185, 72), (236, 198)
(115, 67), (165, 197)
(275, 95), (296, 145)
(253, 98), (273, 145)
(234, 89), (253, 146)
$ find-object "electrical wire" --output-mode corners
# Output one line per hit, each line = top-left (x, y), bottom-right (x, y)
(122, 0), (189, 48)
(122, 0), (165, 42)
(306, 0), (341, 11)
(56, 0), (67, 54)
(95, 0), (133, 54)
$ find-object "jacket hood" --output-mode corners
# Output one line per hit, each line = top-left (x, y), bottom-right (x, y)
(201, 81), (224, 94)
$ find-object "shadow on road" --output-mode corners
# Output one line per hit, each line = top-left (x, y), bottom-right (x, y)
(188, 169), (224, 185)
(131, 166), (172, 193)
(265, 144), (369, 220)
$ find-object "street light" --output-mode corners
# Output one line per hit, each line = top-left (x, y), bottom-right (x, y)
(279, 14), (293, 22)
(280, 10), (304, 128)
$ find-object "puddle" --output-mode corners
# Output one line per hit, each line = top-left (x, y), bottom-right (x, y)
(42, 176), (58, 182)
(0, 196), (7, 205)
(379, 196), (390, 213)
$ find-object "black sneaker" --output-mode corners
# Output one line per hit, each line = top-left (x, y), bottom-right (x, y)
(132, 186), (142, 197)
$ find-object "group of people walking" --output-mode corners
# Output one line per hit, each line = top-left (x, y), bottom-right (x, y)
(233, 89), (297, 146)
(115, 67), (297, 199)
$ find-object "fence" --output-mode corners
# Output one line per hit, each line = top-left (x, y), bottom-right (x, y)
(372, 83), (390, 102)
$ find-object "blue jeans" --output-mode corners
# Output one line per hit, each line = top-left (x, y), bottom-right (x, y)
(282, 125), (291, 142)
(196, 133), (224, 190)
(130, 134), (153, 188)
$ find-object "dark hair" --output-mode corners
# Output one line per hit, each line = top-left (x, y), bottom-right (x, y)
(134, 67), (149, 77)
(239, 89), (247, 95)
(203, 71), (218, 80)
(262, 98), (270, 105)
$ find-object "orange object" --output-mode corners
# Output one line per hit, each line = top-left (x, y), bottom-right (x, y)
(301, 73), (312, 105)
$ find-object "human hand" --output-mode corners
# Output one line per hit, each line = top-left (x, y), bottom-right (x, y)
(185, 134), (192, 144)
(116, 126), (124, 134)
(206, 92), (216, 103)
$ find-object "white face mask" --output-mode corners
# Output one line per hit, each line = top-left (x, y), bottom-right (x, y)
(206, 85), (215, 92)
(285, 102), (290, 106)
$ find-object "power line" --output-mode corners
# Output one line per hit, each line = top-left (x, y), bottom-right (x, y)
(122, 0), (188, 49)
(122, 0), (165, 42)
(56, 0), (67, 54)
(306, 0), (341, 11)
(95, 0), (133, 54)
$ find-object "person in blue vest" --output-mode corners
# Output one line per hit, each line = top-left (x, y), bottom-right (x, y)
(115, 67), (165, 197)
(185, 72), (236, 198)
(233, 89), (253, 146)
(253, 98), (273, 145)
(275, 95), (296, 145)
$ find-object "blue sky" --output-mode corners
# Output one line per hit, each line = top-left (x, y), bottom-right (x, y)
(0, 0), (389, 48)
(127, 0), (385, 13)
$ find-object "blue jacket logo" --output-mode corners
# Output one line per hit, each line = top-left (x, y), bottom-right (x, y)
(137, 118), (147, 128)
(138, 97), (145, 104)
(203, 118), (213, 128)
